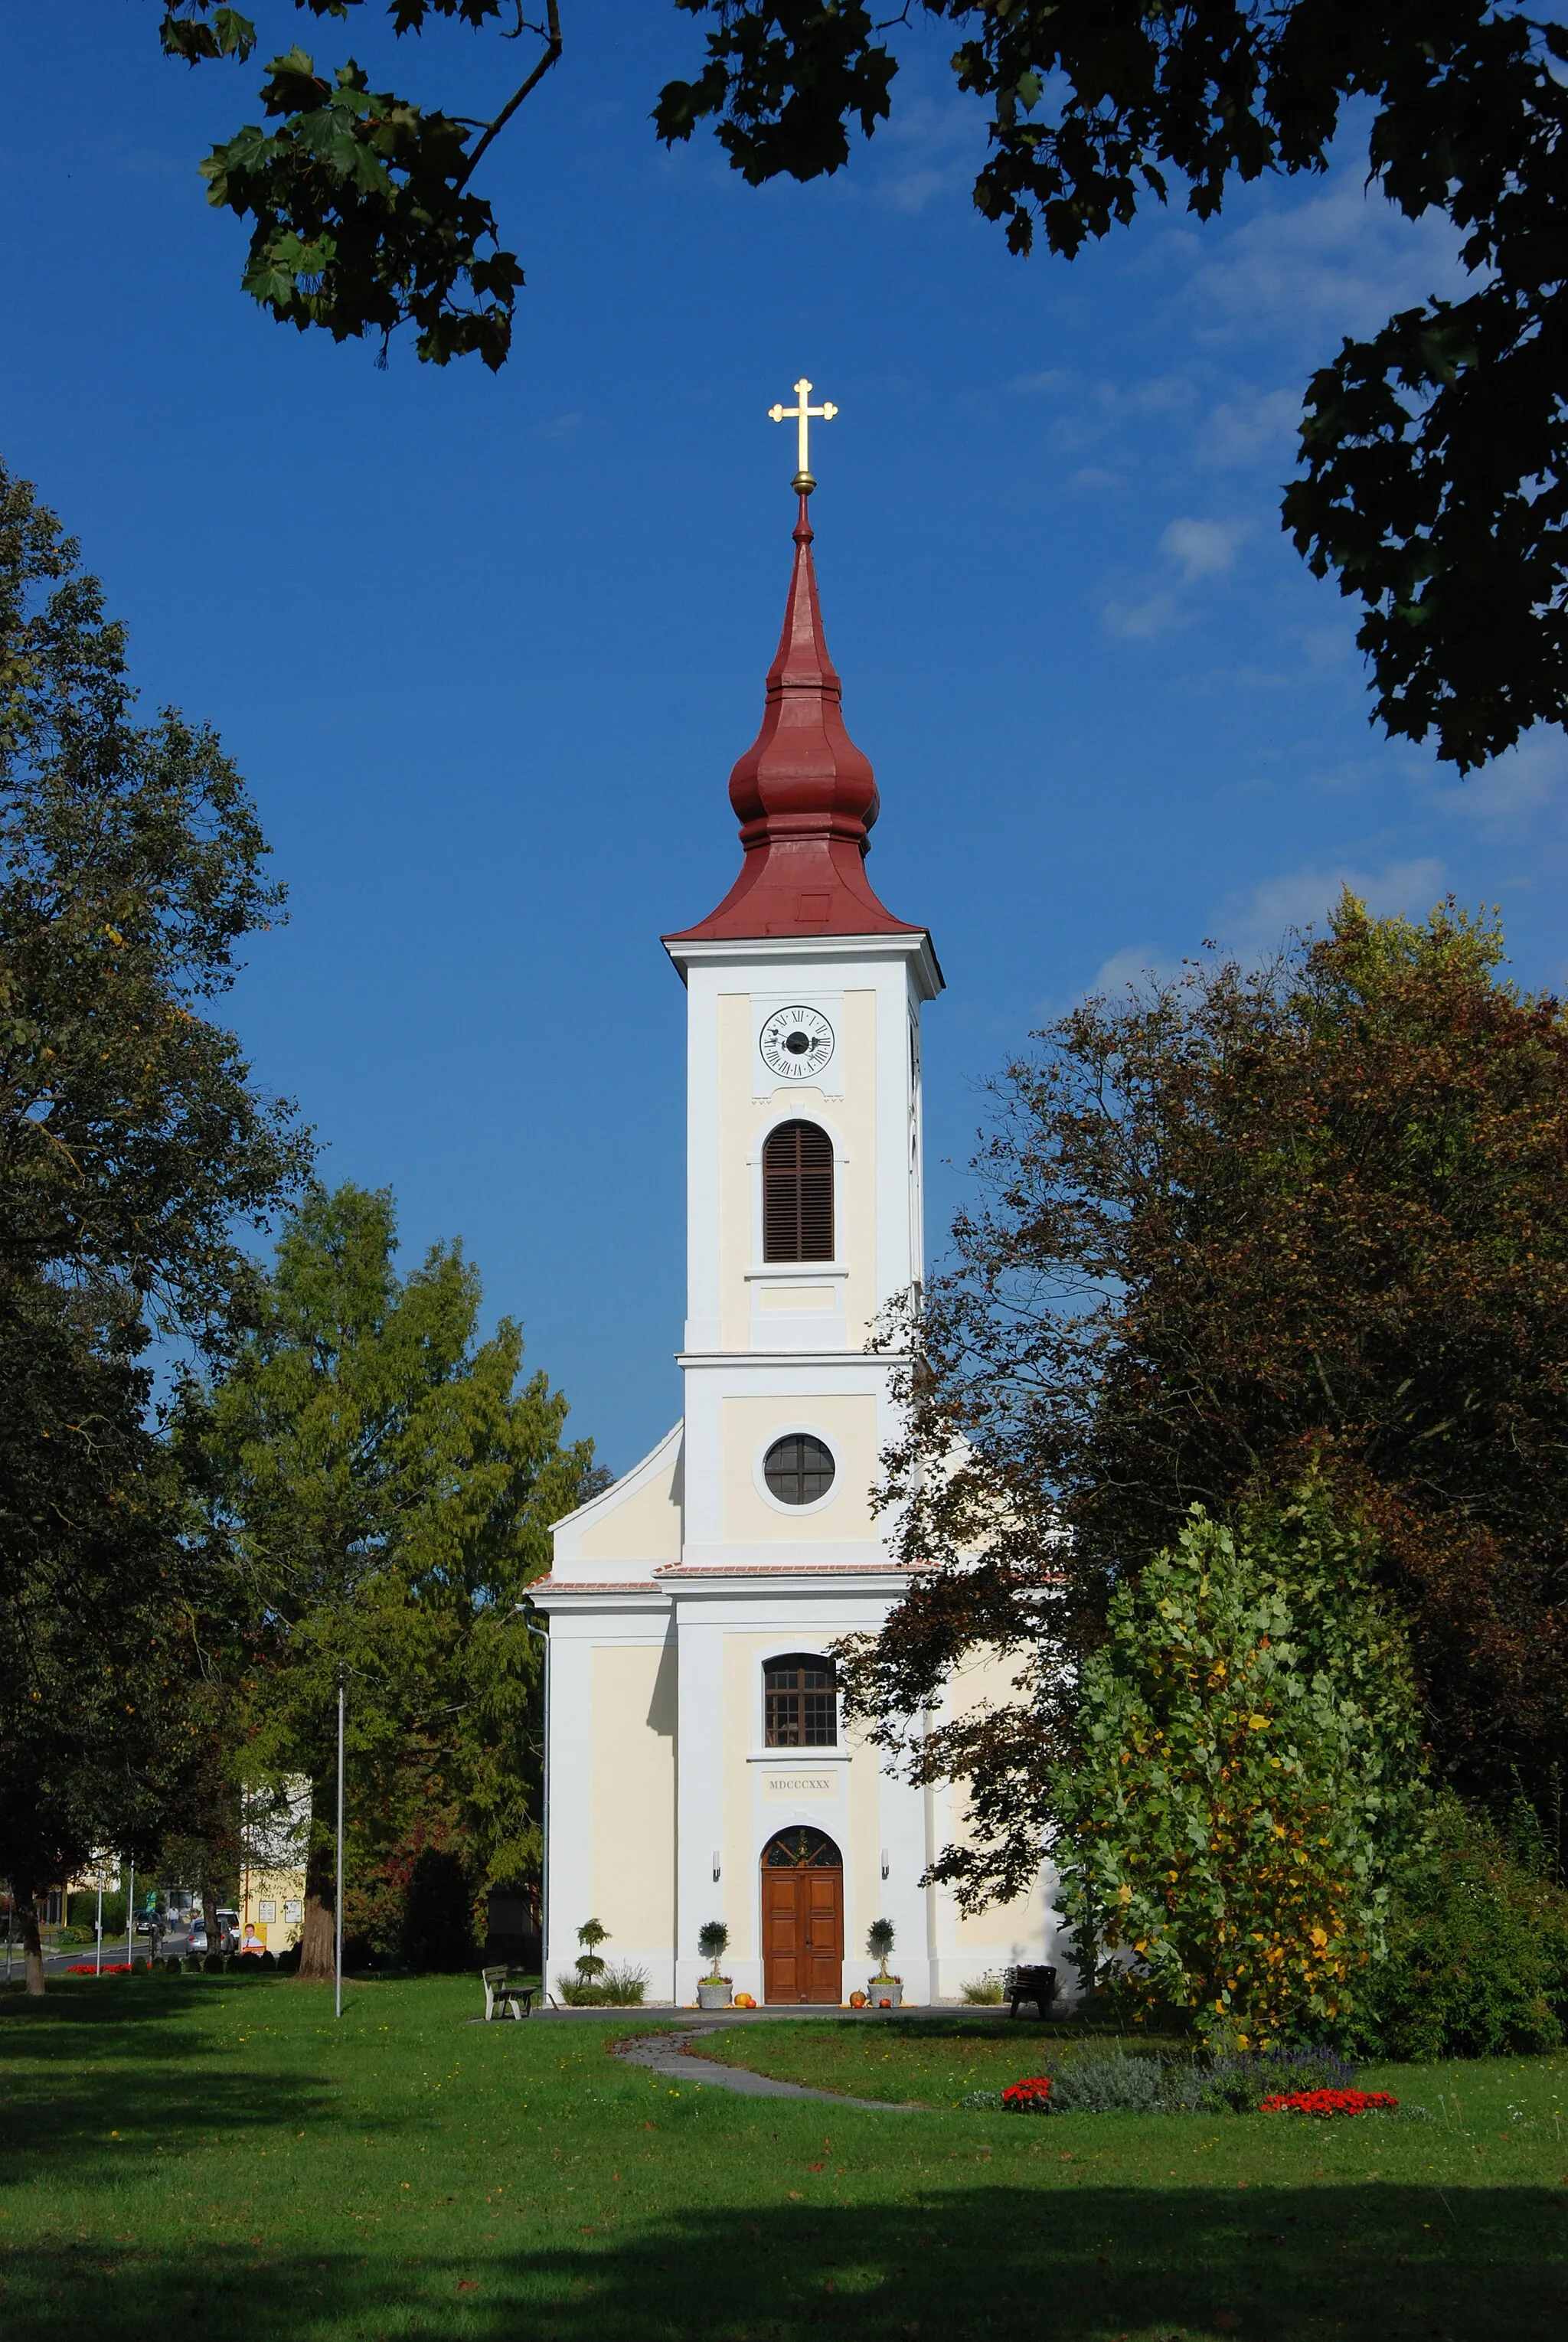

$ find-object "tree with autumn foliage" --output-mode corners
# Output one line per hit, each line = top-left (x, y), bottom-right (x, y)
(842, 896), (1568, 1915)
(1054, 1485), (1429, 2046)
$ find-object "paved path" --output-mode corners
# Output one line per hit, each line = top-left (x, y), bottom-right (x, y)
(612, 2026), (928, 2112)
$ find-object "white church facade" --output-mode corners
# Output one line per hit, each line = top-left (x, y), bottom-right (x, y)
(531, 469), (1060, 2007)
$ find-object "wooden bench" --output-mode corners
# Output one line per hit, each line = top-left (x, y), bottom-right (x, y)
(481, 1966), (534, 2022)
(1003, 1964), (1057, 2017)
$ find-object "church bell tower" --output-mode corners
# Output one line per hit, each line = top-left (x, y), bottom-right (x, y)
(533, 404), (1054, 2008)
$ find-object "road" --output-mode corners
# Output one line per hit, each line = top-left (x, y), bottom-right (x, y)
(2, 1924), (210, 1980)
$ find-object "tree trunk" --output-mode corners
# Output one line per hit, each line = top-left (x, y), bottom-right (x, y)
(18, 1897), (45, 1997)
(201, 1885), (220, 1957)
(296, 1775), (337, 1983)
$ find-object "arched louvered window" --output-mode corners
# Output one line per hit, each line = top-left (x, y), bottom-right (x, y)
(764, 1655), (838, 1748)
(763, 1120), (834, 1262)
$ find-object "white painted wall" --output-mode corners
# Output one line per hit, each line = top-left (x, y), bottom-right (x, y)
(532, 924), (1058, 2006)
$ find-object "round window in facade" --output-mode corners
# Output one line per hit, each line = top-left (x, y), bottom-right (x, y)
(763, 1433), (835, 1507)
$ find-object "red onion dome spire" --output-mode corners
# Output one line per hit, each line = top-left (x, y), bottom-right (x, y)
(666, 492), (923, 944)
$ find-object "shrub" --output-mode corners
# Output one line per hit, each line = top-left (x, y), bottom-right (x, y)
(203, 1952), (224, 1974)
(163, 1955), (183, 1975)
(1053, 1481), (1429, 2046)
(867, 1919), (896, 1972)
(1184, 2044), (1359, 2113)
(697, 1921), (729, 1978)
(258, 1948), (276, 1971)
(962, 1972), (1004, 2004)
(959, 2088), (1004, 2109)
(1049, 2048), (1171, 2115)
(557, 1916), (614, 2000)
(275, 1943), (301, 1975)
(400, 1850), (479, 1974)
(554, 1963), (648, 2007)
(1361, 1792), (1568, 2059)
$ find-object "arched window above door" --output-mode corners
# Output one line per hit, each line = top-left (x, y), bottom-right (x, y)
(762, 1826), (841, 1867)
(764, 1653), (837, 1747)
(763, 1119), (834, 1261)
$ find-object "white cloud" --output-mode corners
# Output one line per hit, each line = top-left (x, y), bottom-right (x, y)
(1220, 857), (1447, 949)
(1197, 385), (1301, 469)
(1431, 727), (1568, 838)
(1010, 367), (1200, 456)
(1083, 944), (1177, 998)
(1161, 516), (1247, 581)
(1102, 514), (1248, 636)
(1102, 586), (1182, 640)
(532, 411), (583, 443)
(860, 92), (988, 214)
(1180, 177), (1467, 347)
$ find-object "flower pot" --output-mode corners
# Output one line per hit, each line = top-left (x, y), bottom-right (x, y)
(869, 1978), (903, 2007)
(697, 1979), (733, 2009)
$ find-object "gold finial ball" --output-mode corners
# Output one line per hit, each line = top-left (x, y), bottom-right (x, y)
(792, 470), (816, 497)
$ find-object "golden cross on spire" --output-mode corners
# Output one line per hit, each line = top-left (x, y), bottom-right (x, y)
(769, 377), (838, 496)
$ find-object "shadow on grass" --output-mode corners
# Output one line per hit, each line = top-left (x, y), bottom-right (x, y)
(0, 1978), (345, 2177)
(0, 2184), (1562, 2339)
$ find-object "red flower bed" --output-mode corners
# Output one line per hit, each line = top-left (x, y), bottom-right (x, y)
(1259, 2088), (1398, 2117)
(66, 1964), (132, 1976)
(1001, 2075), (1054, 2112)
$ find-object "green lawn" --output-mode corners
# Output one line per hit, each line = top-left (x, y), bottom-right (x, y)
(2, 1976), (1566, 2340)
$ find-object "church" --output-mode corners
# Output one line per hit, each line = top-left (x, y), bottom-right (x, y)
(531, 396), (1060, 2007)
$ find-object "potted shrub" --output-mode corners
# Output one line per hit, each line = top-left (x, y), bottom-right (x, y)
(696, 1920), (733, 2008)
(866, 1918), (903, 2007)
(555, 1917), (610, 2005)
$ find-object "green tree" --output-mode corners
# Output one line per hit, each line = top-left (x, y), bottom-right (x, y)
(1053, 1486), (1429, 2046)
(189, 1181), (598, 1982)
(161, 4), (1565, 767)
(0, 460), (308, 1991)
(1364, 1790), (1568, 2057)
(843, 897), (1568, 1909)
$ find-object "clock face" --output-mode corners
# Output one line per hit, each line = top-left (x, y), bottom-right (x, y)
(760, 1004), (835, 1083)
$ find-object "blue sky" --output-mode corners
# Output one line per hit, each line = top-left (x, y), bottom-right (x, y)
(4, 6), (1564, 1475)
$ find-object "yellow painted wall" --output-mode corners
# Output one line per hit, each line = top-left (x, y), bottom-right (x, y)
(589, 1645), (676, 1949)
(577, 1456), (682, 1565)
(721, 1632), (769, 1956)
(943, 1644), (1042, 1942)
(239, 1869), (305, 1955)
(720, 1393), (879, 1542)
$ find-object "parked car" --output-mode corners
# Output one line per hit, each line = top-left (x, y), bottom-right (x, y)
(186, 1909), (240, 1956)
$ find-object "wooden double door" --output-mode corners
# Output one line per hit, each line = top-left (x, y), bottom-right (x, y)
(761, 1828), (843, 2004)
